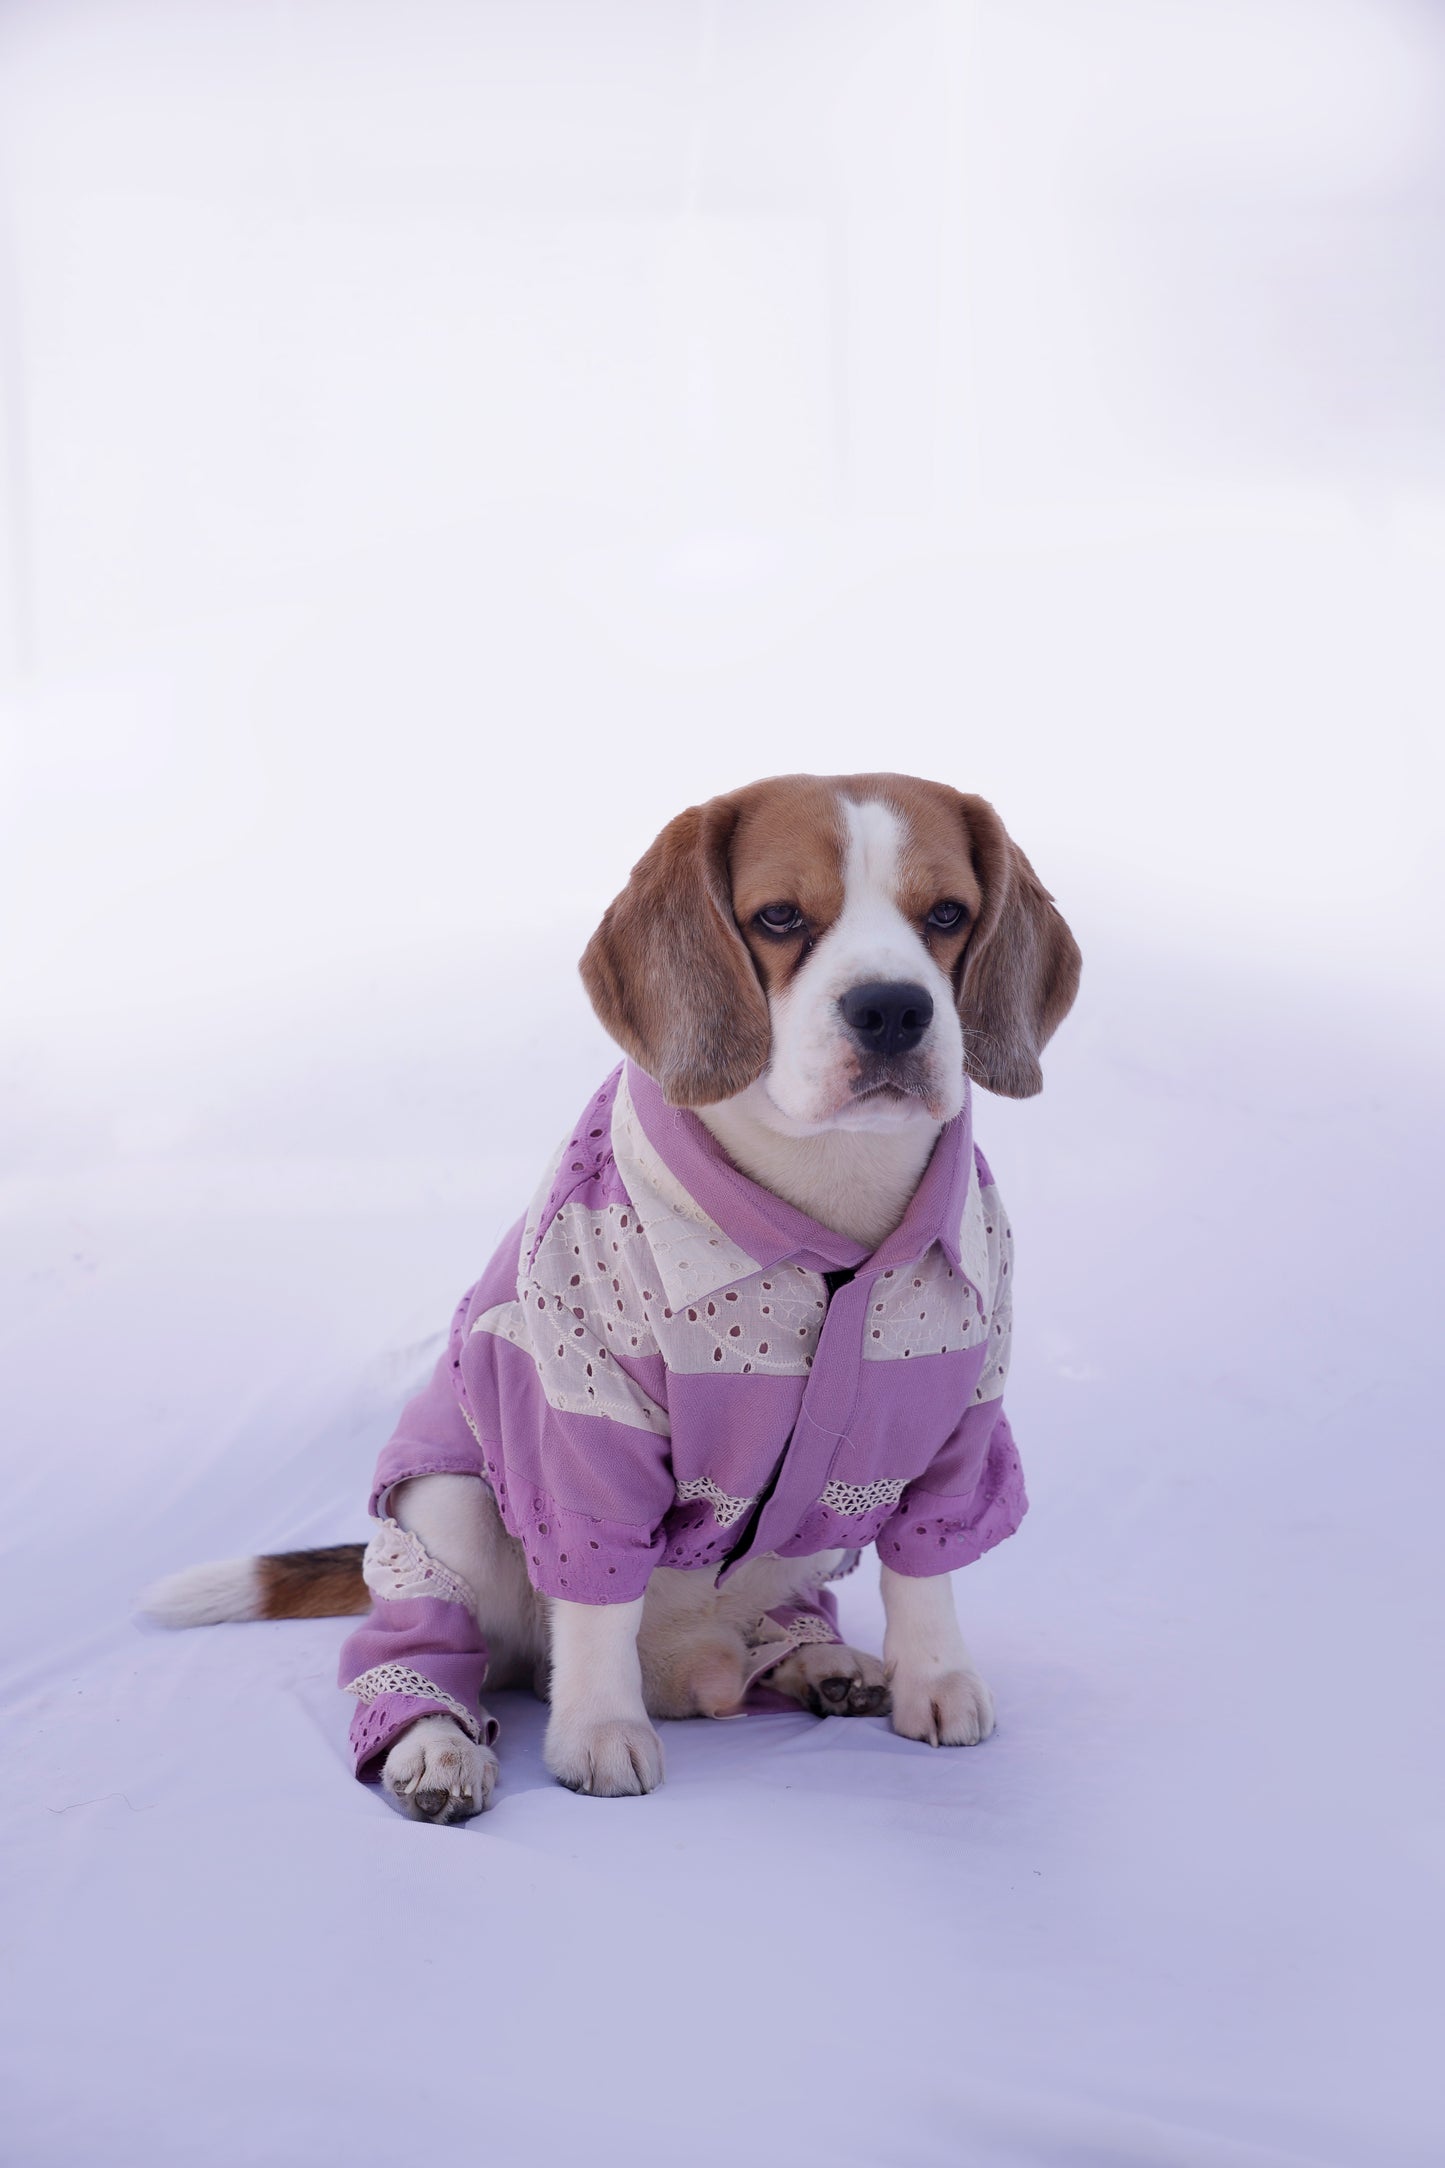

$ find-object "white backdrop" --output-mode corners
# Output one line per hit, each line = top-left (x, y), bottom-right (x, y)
(2, 6), (1442, 2165)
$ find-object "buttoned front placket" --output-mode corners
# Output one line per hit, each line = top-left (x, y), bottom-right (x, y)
(624, 1061), (984, 1578)
(736, 1263), (881, 1564)
(724, 1112), (980, 1571)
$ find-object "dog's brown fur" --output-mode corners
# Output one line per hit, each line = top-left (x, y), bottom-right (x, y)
(259, 1545), (369, 1619)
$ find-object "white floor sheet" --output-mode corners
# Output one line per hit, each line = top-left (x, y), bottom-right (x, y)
(3, 950), (1441, 2168)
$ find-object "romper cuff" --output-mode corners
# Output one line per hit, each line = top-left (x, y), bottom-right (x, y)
(743, 1590), (844, 1689)
(347, 1682), (498, 1780)
(877, 1403), (1028, 1576)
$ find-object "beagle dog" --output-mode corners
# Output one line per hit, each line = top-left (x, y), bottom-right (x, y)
(146, 773), (1079, 1820)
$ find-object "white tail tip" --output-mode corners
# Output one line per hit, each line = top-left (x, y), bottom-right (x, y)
(141, 1557), (263, 1628)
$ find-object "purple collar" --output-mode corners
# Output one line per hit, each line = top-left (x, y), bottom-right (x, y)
(624, 1062), (975, 1288)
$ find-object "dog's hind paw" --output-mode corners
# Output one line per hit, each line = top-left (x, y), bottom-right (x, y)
(767, 1640), (891, 1718)
(382, 1712), (499, 1824)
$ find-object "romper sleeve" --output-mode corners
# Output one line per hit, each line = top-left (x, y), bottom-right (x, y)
(875, 1166), (1028, 1577)
(339, 1300), (496, 1778)
(338, 1521), (497, 1780)
(368, 1288), (491, 1516)
(742, 1584), (845, 1696)
(458, 1187), (679, 1605)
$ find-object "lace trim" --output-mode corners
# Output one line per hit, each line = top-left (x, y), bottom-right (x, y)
(343, 1663), (481, 1743)
(362, 1520), (478, 1612)
(780, 1614), (839, 1650)
(676, 1474), (757, 1529)
(820, 1477), (907, 1518)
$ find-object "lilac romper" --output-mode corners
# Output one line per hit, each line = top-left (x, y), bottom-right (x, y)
(339, 1062), (1025, 1774)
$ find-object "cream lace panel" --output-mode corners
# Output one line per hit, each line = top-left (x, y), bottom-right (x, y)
(973, 1263), (1012, 1405)
(609, 1067), (761, 1306)
(958, 1154), (993, 1307)
(471, 1192), (670, 1434)
(860, 1248), (984, 1362)
(654, 1260), (826, 1379)
(819, 1477), (907, 1518)
(969, 1178), (1012, 1407)
(676, 1475), (757, 1530)
(856, 1171), (1013, 1368)
(517, 1132), (571, 1264)
(343, 1663), (481, 1742)
(362, 1520), (478, 1612)
(476, 1195), (824, 1395)
(613, 1072), (829, 1376)
(779, 1613), (839, 1649)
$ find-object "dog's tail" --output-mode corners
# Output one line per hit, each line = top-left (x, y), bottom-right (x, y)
(142, 1544), (369, 1627)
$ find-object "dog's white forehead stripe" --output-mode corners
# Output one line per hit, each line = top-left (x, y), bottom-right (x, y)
(812, 795), (926, 975)
(840, 797), (905, 915)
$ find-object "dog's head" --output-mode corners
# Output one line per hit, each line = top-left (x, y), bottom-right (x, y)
(580, 773), (1080, 1129)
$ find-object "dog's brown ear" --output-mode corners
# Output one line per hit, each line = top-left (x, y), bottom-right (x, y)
(955, 796), (1081, 1099)
(580, 796), (771, 1107)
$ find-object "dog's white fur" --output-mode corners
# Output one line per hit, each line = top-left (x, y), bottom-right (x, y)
(143, 1556), (262, 1627)
(382, 796), (993, 1814)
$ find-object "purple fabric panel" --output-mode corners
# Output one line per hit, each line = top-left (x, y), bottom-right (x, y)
(458, 1226), (525, 1326)
(523, 1067), (625, 1273)
(910, 1391), (1014, 1503)
(614, 1348), (668, 1409)
(657, 1502), (744, 1575)
(369, 1341), (488, 1518)
(876, 1405), (1028, 1576)
(768, 1589), (841, 1640)
(338, 1593), (493, 1779)
(666, 1369), (807, 1492)
(337, 1594), (489, 1698)
(762, 1347), (988, 1554)
(741, 1685), (802, 1713)
(467, 1332), (673, 1524)
(782, 1497), (906, 1557)
(499, 1490), (666, 1603)
(871, 1092), (972, 1281)
(973, 1142), (996, 1190)
(848, 1342), (988, 1444)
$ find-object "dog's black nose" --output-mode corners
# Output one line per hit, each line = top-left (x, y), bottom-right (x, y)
(840, 980), (934, 1058)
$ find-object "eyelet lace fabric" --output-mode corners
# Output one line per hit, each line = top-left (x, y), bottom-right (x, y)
(779, 1614), (839, 1649)
(474, 1200), (828, 1406)
(362, 1520), (478, 1612)
(676, 1475), (757, 1529)
(343, 1662), (482, 1743)
(973, 1244), (1012, 1404)
(819, 1477), (908, 1518)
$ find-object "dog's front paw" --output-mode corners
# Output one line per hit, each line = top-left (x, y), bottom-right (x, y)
(382, 1712), (499, 1823)
(768, 1641), (891, 1718)
(889, 1668), (995, 1747)
(544, 1710), (664, 1797)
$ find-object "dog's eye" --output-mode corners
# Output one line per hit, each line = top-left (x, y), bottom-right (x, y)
(755, 904), (804, 936)
(926, 900), (968, 931)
